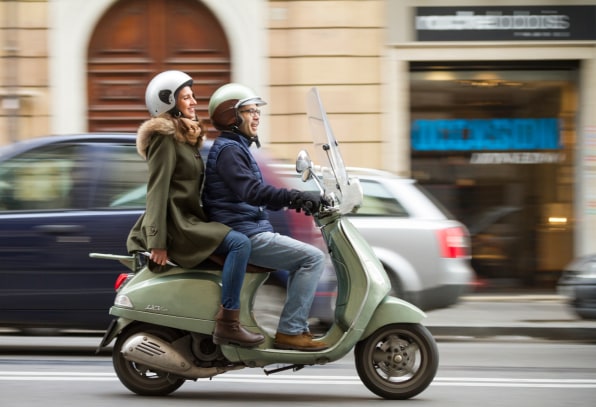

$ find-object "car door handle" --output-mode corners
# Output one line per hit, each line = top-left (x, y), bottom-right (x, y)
(34, 224), (85, 235)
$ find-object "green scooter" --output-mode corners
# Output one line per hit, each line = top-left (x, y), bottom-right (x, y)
(93, 87), (438, 399)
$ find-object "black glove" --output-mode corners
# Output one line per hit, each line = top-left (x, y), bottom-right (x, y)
(289, 190), (322, 215)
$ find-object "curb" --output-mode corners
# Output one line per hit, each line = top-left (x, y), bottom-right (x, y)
(427, 325), (596, 342)
(459, 294), (566, 302)
(424, 293), (596, 341)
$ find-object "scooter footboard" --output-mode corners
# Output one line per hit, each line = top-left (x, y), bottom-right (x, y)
(360, 295), (426, 339)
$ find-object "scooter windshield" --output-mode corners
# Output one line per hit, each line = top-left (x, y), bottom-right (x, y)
(306, 87), (362, 214)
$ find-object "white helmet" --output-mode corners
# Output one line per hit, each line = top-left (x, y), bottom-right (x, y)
(145, 70), (193, 117)
(208, 83), (267, 130)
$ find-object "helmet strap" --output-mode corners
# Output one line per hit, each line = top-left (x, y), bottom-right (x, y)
(231, 126), (261, 148)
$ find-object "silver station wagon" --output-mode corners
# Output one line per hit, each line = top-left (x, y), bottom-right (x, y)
(271, 164), (475, 313)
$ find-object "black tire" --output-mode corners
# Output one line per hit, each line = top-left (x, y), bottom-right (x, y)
(354, 323), (438, 400)
(112, 323), (186, 396)
(575, 308), (596, 320)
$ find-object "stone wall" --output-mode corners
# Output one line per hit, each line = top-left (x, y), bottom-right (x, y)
(0, 0), (50, 146)
(266, 0), (385, 167)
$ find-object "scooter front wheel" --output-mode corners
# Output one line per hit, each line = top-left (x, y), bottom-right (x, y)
(354, 323), (438, 400)
(113, 322), (186, 396)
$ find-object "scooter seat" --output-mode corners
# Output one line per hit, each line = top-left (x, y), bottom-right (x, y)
(209, 254), (275, 273)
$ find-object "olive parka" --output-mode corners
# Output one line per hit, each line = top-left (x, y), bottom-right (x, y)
(126, 115), (230, 268)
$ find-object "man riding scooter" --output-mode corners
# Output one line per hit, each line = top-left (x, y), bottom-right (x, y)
(203, 83), (328, 351)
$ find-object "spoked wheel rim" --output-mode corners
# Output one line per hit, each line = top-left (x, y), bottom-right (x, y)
(372, 333), (421, 380)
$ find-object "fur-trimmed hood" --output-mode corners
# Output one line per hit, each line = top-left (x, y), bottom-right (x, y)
(136, 116), (203, 159)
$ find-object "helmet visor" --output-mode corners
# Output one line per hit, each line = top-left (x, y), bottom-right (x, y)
(235, 97), (267, 108)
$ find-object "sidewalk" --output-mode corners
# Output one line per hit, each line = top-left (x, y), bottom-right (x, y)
(424, 293), (596, 341)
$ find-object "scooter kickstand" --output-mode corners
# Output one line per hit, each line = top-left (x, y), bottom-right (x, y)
(264, 364), (305, 375)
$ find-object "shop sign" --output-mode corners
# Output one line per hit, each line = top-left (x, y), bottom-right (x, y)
(415, 6), (596, 41)
(411, 118), (560, 151)
(469, 152), (564, 164)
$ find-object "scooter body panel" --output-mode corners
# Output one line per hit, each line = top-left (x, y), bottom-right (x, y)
(219, 327), (363, 366)
(360, 295), (427, 339)
(108, 267), (268, 335)
(319, 216), (391, 331)
(111, 268), (219, 315)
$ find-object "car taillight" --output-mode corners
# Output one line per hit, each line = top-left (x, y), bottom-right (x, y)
(437, 226), (469, 259)
(114, 273), (132, 291)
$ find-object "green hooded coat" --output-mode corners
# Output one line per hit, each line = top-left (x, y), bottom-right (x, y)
(126, 116), (230, 268)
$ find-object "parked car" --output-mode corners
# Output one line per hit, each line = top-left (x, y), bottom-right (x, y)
(557, 254), (596, 320)
(0, 134), (330, 331)
(271, 165), (475, 311)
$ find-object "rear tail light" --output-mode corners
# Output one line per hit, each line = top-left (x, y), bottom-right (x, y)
(437, 226), (469, 259)
(114, 273), (133, 291)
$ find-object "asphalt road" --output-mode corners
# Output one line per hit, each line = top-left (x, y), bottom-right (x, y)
(1, 340), (595, 407)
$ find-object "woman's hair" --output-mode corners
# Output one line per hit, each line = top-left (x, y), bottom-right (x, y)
(171, 115), (206, 148)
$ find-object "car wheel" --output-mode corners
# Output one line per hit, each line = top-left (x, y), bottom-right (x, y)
(386, 267), (404, 299)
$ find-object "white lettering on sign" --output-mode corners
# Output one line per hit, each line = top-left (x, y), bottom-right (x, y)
(416, 13), (570, 31)
(470, 152), (565, 164)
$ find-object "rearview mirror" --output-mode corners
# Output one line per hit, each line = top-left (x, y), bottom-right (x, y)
(296, 150), (313, 182)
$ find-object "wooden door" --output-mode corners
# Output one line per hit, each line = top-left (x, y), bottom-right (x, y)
(87, 0), (231, 135)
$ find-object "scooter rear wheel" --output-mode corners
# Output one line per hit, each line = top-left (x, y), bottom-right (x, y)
(354, 323), (438, 400)
(113, 322), (186, 396)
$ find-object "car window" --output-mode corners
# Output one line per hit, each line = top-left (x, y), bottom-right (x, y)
(0, 144), (85, 211)
(412, 183), (458, 220)
(91, 144), (147, 209)
(354, 179), (409, 217)
(272, 168), (409, 217)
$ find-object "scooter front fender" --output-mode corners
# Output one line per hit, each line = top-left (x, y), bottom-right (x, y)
(360, 295), (426, 340)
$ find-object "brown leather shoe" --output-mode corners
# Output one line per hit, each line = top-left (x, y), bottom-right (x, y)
(274, 332), (328, 351)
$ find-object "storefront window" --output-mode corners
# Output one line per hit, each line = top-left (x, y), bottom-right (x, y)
(410, 61), (578, 287)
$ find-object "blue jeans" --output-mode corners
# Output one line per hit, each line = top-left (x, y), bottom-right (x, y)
(213, 230), (251, 309)
(248, 232), (325, 335)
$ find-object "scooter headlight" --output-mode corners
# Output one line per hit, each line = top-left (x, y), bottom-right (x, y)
(114, 294), (133, 308)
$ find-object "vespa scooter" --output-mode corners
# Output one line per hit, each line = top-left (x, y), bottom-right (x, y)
(93, 87), (439, 400)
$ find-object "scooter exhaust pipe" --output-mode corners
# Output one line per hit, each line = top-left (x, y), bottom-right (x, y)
(120, 333), (241, 379)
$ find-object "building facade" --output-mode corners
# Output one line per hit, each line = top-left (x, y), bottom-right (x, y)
(1, 0), (595, 287)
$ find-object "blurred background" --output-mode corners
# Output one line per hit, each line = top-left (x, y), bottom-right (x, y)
(1, 0), (596, 297)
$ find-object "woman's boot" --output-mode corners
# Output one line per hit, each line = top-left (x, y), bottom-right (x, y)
(213, 306), (265, 347)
